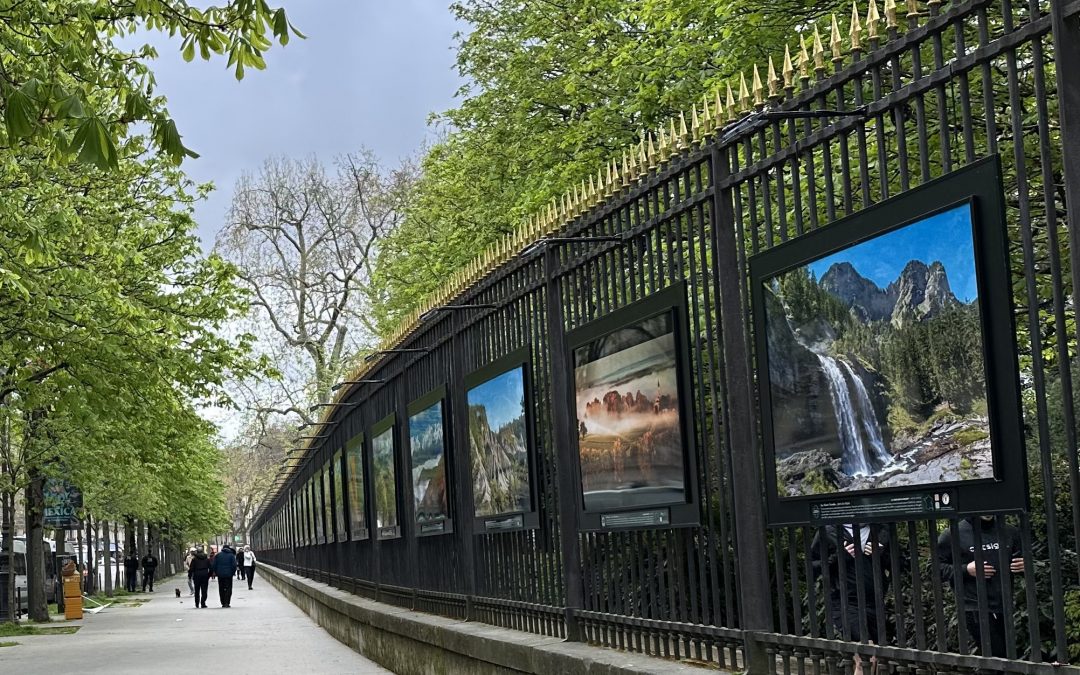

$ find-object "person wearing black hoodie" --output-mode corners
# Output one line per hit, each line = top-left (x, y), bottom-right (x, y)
(123, 551), (140, 592)
(811, 523), (893, 643)
(141, 551), (158, 592)
(212, 545), (238, 608)
(188, 546), (212, 608)
(936, 515), (1024, 658)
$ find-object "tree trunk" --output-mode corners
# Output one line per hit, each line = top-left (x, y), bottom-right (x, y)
(54, 529), (65, 613)
(75, 525), (83, 595)
(85, 515), (94, 594)
(1, 486), (15, 622)
(103, 519), (112, 597)
(137, 519), (146, 564)
(112, 521), (118, 592)
(24, 470), (48, 621)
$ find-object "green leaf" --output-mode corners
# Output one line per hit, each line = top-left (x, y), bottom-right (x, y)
(70, 117), (119, 171)
(182, 38), (195, 63)
(4, 88), (37, 138)
(56, 95), (86, 120)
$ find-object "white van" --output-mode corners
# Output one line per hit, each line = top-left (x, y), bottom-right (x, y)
(0, 538), (57, 614)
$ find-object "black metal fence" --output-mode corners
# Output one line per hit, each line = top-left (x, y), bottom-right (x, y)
(252, 1), (1080, 672)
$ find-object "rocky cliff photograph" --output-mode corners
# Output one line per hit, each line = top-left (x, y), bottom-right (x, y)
(346, 440), (367, 536)
(372, 425), (400, 533)
(764, 204), (993, 497)
(467, 366), (531, 517)
(410, 400), (450, 524)
(573, 312), (687, 511)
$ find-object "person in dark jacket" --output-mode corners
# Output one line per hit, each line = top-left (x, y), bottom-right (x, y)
(188, 546), (212, 608)
(141, 551), (159, 592)
(937, 515), (1024, 658)
(212, 545), (238, 608)
(123, 551), (140, 592)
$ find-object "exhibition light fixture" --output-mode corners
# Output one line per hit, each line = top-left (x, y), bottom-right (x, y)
(363, 348), (429, 363)
(297, 421), (333, 430)
(297, 434), (329, 441)
(330, 378), (386, 392)
(308, 401), (360, 412)
(519, 234), (625, 258)
(719, 106), (869, 144)
(419, 303), (499, 323)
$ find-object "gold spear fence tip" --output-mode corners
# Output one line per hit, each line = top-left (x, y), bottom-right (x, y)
(812, 25), (826, 71)
(830, 14), (843, 62)
(884, 0), (899, 28)
(850, 3), (863, 51)
(679, 110), (689, 144)
(783, 44), (795, 89)
(647, 132), (658, 168)
(767, 56), (779, 98)
(714, 87), (726, 124)
(738, 72), (750, 111)
(867, 0), (881, 39)
(906, 0), (921, 19)
(751, 64), (764, 106)
(691, 104), (701, 140)
(799, 33), (811, 78)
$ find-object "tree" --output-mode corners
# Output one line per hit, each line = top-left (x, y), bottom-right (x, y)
(221, 420), (291, 541)
(216, 151), (417, 419)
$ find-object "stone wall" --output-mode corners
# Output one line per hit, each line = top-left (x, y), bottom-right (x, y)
(258, 564), (716, 675)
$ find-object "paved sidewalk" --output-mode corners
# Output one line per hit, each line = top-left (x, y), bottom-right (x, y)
(1, 575), (391, 674)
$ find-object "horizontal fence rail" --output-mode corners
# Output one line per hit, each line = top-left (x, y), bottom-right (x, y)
(253, 0), (1080, 671)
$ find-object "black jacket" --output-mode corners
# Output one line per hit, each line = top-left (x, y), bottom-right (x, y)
(141, 554), (158, 571)
(810, 524), (893, 610)
(123, 555), (139, 572)
(188, 551), (211, 576)
(212, 547), (237, 578)
(937, 517), (1021, 612)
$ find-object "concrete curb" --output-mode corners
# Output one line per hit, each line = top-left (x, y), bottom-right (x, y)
(259, 564), (720, 675)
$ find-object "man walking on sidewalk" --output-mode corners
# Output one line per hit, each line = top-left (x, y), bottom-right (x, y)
(123, 550), (140, 592)
(141, 550), (158, 592)
(212, 545), (238, 608)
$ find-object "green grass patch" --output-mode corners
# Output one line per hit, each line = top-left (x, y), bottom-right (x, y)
(0, 640), (18, 647)
(0, 622), (80, 637)
(955, 428), (989, 445)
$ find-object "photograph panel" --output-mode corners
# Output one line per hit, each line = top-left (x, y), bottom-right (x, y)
(372, 425), (399, 533)
(346, 436), (367, 538)
(574, 311), (687, 511)
(322, 463), (333, 540)
(467, 366), (531, 518)
(333, 450), (346, 539)
(410, 400), (450, 524)
(764, 204), (993, 498)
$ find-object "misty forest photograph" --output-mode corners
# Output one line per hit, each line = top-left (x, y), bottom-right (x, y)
(410, 401), (450, 523)
(467, 367), (531, 517)
(347, 440), (367, 535)
(764, 204), (993, 497)
(372, 426), (399, 531)
(574, 313), (687, 511)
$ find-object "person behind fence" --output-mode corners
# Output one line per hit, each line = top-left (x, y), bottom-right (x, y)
(188, 545), (212, 609)
(123, 549), (140, 592)
(212, 544), (238, 608)
(937, 515), (1024, 658)
(140, 549), (158, 593)
(811, 523), (893, 675)
(242, 545), (256, 590)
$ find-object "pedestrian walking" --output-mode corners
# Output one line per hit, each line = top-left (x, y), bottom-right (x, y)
(243, 546), (257, 590)
(184, 548), (196, 596)
(212, 544), (238, 608)
(141, 550), (159, 592)
(208, 545), (217, 581)
(937, 515), (1025, 658)
(123, 550), (140, 592)
(188, 545), (212, 608)
(236, 546), (246, 581)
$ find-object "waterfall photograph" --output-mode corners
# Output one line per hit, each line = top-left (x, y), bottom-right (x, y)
(409, 400), (450, 525)
(467, 366), (532, 518)
(763, 204), (994, 497)
(372, 424), (400, 535)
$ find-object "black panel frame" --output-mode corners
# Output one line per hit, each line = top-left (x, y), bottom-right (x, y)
(406, 385), (455, 537)
(370, 412), (403, 540)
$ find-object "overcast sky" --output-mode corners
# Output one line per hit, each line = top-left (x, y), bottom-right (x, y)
(139, 1), (464, 249)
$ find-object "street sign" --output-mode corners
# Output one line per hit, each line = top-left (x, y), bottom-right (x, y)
(43, 479), (83, 529)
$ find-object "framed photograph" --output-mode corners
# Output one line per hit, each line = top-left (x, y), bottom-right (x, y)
(333, 449), (347, 542)
(568, 283), (699, 531)
(321, 461), (333, 543)
(312, 476), (323, 544)
(408, 386), (453, 536)
(751, 156), (1027, 525)
(464, 348), (538, 532)
(345, 433), (369, 541)
(371, 413), (401, 539)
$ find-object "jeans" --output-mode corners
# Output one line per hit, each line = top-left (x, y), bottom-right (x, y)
(965, 611), (1007, 658)
(244, 565), (255, 589)
(125, 570), (137, 592)
(187, 574), (194, 594)
(142, 569), (155, 591)
(237, 565), (245, 580)
(193, 572), (210, 607)
(218, 575), (233, 607)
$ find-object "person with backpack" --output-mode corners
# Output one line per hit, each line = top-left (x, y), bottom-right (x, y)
(140, 550), (159, 592)
(937, 515), (1024, 658)
(212, 544), (238, 608)
(188, 545), (212, 608)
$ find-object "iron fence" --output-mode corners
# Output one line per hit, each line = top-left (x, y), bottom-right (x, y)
(252, 0), (1080, 671)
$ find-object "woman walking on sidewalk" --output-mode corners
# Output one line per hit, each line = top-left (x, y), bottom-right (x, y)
(242, 546), (257, 590)
(188, 546), (212, 608)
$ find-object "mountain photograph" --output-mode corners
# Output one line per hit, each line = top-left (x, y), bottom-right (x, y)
(372, 426), (399, 532)
(764, 205), (993, 497)
(574, 313), (686, 511)
(467, 367), (531, 518)
(410, 401), (449, 523)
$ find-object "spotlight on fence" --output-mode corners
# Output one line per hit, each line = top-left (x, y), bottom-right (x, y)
(308, 401), (360, 412)
(519, 234), (625, 257)
(330, 379), (385, 392)
(418, 303), (498, 323)
(363, 348), (428, 363)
